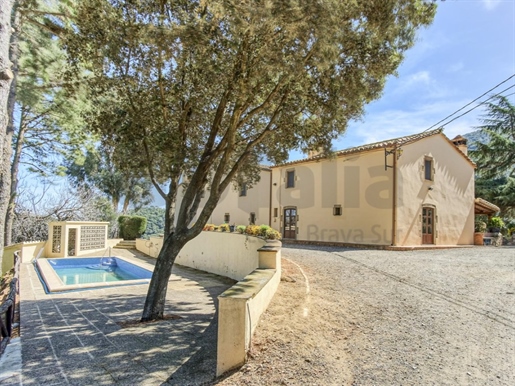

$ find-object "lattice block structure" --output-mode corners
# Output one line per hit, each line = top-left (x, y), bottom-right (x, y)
(46, 222), (110, 258)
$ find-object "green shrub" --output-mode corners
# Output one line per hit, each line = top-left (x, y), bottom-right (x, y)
(236, 225), (246, 234)
(474, 219), (487, 233)
(118, 215), (147, 240)
(219, 224), (230, 232)
(488, 216), (505, 231)
(245, 225), (261, 236)
(243, 224), (282, 240)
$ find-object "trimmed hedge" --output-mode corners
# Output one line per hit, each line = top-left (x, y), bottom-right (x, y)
(118, 215), (148, 240)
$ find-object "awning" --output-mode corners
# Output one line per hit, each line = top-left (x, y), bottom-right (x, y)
(475, 198), (500, 216)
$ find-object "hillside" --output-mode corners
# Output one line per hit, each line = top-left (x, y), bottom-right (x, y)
(463, 130), (489, 151)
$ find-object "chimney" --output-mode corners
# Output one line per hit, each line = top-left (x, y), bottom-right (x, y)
(307, 147), (324, 158)
(451, 135), (468, 156)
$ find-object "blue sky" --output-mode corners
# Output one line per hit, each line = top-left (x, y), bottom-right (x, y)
(289, 0), (515, 161)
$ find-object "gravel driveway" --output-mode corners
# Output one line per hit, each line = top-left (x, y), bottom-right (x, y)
(217, 246), (515, 385)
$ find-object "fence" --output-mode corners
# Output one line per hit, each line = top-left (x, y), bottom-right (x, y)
(0, 251), (20, 357)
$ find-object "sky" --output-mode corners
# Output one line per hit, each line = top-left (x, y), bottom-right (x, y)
(288, 0), (515, 161)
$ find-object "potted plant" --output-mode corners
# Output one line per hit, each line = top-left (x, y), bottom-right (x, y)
(474, 219), (487, 245)
(488, 216), (504, 235)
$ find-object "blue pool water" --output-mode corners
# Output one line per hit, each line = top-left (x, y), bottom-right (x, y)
(47, 257), (152, 286)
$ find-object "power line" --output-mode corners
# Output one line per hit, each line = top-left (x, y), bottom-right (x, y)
(438, 83), (515, 129)
(423, 73), (515, 132)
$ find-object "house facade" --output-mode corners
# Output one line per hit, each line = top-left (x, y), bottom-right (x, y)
(206, 128), (476, 247)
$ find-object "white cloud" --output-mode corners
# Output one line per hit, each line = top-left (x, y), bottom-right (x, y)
(391, 70), (452, 100)
(447, 62), (464, 73)
(482, 0), (502, 10)
(335, 98), (481, 150)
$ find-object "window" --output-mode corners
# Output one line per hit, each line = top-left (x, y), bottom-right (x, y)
(286, 170), (295, 188)
(250, 212), (256, 225)
(239, 183), (247, 197)
(224, 213), (230, 223)
(274, 208), (278, 218)
(333, 205), (342, 216)
(424, 158), (434, 181)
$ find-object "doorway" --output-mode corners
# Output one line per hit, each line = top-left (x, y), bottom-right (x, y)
(283, 207), (297, 239)
(422, 206), (435, 244)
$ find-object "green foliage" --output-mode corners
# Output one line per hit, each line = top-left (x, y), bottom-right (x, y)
(118, 215), (147, 240)
(470, 96), (515, 219)
(63, 0), (435, 320)
(66, 145), (153, 213)
(219, 224), (230, 232)
(236, 225), (246, 234)
(257, 225), (282, 240)
(474, 219), (487, 233)
(245, 225), (261, 237)
(64, 0), (436, 232)
(132, 206), (166, 238)
(487, 216), (505, 231)
(15, 0), (94, 177)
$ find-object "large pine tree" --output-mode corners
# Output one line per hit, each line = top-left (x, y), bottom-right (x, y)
(470, 95), (515, 218)
(64, 0), (436, 321)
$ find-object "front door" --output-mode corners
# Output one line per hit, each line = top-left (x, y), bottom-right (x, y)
(422, 207), (435, 244)
(283, 207), (297, 239)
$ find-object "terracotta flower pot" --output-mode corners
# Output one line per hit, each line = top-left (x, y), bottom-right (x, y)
(474, 232), (484, 246)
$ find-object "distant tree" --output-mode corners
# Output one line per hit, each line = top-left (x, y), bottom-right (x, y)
(66, 144), (153, 213)
(132, 206), (166, 238)
(4, 1), (93, 246)
(64, 0), (436, 320)
(12, 182), (116, 243)
(470, 95), (515, 218)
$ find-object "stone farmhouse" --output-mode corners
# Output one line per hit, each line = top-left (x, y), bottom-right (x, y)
(201, 128), (480, 247)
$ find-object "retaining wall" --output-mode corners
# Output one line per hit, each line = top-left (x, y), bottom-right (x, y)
(135, 232), (281, 376)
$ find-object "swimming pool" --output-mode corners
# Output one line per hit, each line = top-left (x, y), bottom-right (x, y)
(36, 257), (153, 293)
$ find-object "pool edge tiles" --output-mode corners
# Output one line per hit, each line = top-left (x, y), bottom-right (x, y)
(36, 257), (154, 293)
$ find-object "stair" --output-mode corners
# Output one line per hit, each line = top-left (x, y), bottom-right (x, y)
(113, 240), (136, 249)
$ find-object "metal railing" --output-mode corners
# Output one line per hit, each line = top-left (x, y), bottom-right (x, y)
(0, 251), (20, 357)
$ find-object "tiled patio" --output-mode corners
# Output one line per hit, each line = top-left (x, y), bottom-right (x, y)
(0, 250), (234, 385)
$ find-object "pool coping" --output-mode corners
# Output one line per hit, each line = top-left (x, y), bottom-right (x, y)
(36, 256), (154, 293)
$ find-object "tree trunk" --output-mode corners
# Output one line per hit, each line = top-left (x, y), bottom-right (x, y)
(122, 196), (129, 214)
(5, 118), (25, 246)
(4, 7), (21, 246)
(141, 231), (190, 321)
(0, 0), (16, 261)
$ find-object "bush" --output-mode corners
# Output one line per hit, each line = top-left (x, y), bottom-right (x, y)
(236, 225), (246, 234)
(203, 224), (216, 231)
(118, 215), (147, 240)
(257, 224), (282, 240)
(219, 224), (230, 232)
(245, 225), (261, 236)
(488, 216), (505, 231)
(474, 219), (487, 233)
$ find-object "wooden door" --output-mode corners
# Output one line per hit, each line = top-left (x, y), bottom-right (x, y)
(283, 207), (297, 239)
(422, 207), (435, 244)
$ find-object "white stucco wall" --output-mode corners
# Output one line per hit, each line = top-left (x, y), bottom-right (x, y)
(174, 168), (271, 227)
(137, 231), (266, 281)
(396, 134), (475, 246)
(271, 149), (394, 245)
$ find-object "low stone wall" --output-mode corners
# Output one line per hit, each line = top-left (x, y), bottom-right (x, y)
(216, 240), (281, 376)
(136, 232), (267, 281)
(2, 241), (46, 274)
(135, 232), (281, 377)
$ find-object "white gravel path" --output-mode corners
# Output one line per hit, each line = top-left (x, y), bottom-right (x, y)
(217, 245), (515, 385)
